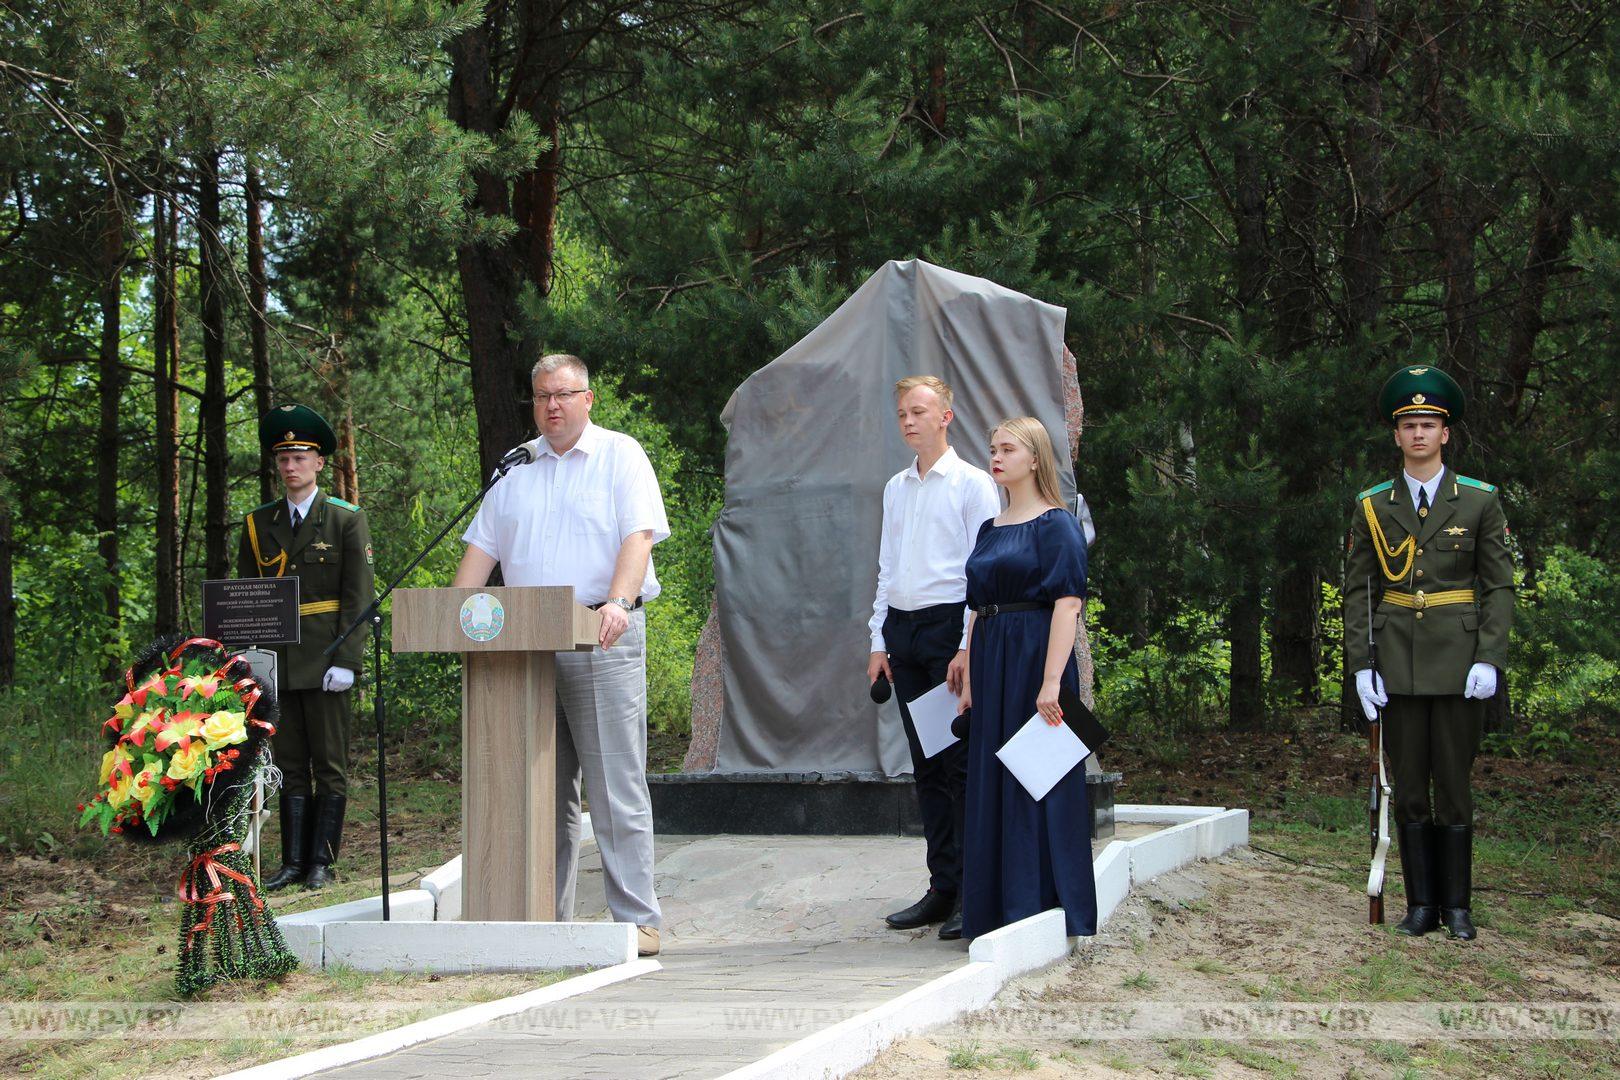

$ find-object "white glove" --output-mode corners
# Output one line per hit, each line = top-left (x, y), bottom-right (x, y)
(1464, 662), (1498, 700)
(322, 666), (355, 693)
(1355, 668), (1387, 720)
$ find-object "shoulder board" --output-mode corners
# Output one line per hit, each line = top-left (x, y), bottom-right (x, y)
(1356, 480), (1394, 501)
(326, 496), (361, 512)
(249, 500), (279, 515)
(1454, 475), (1497, 494)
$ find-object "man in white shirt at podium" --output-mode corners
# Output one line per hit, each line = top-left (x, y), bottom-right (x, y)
(453, 353), (669, 957)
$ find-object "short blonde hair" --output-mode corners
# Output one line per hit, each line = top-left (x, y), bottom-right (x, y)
(532, 353), (589, 386)
(894, 375), (953, 411)
(991, 417), (1065, 510)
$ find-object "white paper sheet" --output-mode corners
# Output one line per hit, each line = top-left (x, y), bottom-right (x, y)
(995, 713), (1089, 801)
(904, 681), (961, 759)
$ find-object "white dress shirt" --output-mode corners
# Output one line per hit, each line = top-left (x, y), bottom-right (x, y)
(1403, 468), (1445, 513)
(288, 487), (319, 527)
(869, 446), (1001, 651)
(463, 422), (669, 604)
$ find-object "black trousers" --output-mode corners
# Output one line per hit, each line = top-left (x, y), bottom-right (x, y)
(274, 687), (353, 800)
(885, 603), (969, 897)
(1383, 693), (1483, 827)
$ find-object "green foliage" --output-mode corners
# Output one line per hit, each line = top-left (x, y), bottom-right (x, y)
(1489, 547), (1620, 755)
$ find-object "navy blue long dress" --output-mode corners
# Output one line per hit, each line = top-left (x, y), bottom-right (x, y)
(962, 508), (1098, 940)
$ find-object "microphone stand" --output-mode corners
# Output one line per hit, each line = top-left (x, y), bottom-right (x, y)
(325, 452), (529, 920)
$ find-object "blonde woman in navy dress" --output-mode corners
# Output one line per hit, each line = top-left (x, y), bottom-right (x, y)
(957, 417), (1097, 940)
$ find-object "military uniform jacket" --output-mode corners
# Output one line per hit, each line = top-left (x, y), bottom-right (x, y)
(236, 491), (375, 691)
(1343, 468), (1514, 696)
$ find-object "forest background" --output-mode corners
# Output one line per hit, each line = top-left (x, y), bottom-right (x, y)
(4, 0), (1620, 852)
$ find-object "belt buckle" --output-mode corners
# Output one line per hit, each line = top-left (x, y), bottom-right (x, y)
(1413, 590), (1427, 610)
(983, 604), (999, 617)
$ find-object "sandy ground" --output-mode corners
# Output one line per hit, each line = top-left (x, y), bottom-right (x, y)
(857, 850), (1620, 1079)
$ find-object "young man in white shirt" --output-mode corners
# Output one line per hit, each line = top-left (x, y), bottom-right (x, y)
(869, 375), (1001, 941)
(453, 354), (669, 957)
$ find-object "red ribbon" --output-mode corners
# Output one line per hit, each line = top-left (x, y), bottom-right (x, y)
(179, 842), (264, 942)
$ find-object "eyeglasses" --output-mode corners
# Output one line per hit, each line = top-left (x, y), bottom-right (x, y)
(534, 389), (589, 406)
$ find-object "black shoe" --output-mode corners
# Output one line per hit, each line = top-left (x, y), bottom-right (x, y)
(1437, 824), (1477, 941)
(304, 793), (347, 892)
(263, 793), (311, 892)
(1394, 822), (1440, 936)
(938, 900), (964, 941)
(886, 889), (955, 930)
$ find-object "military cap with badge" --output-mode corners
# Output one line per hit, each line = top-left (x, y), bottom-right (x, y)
(259, 402), (338, 457)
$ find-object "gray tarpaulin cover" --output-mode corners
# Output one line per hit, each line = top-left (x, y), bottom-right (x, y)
(712, 259), (1075, 776)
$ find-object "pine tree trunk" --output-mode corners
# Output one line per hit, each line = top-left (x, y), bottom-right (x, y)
(1342, 0), (1385, 331)
(153, 190), (182, 635)
(446, 10), (564, 477)
(0, 479), (13, 687)
(1269, 165), (1325, 707)
(245, 164), (275, 504)
(95, 161), (126, 674)
(1227, 62), (1269, 730)
(197, 149), (231, 582)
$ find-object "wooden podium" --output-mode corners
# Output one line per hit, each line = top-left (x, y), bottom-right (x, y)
(392, 586), (601, 921)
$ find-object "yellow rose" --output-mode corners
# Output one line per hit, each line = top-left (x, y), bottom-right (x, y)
(166, 743), (211, 782)
(200, 711), (248, 750)
(99, 745), (133, 786)
(107, 773), (133, 810)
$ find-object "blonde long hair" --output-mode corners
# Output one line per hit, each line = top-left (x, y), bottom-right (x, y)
(993, 417), (1066, 510)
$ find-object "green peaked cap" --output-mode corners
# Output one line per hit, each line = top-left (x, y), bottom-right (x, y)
(1377, 364), (1465, 425)
(259, 403), (337, 456)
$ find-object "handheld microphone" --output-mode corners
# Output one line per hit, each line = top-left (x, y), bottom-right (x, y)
(869, 673), (892, 704)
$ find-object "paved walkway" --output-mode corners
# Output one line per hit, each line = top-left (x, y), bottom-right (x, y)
(316, 829), (1153, 1079)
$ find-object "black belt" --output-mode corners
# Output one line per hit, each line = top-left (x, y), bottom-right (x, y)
(588, 598), (644, 611)
(974, 602), (1051, 617)
(887, 602), (964, 624)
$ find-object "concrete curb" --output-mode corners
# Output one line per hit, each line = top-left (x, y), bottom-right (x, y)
(214, 958), (660, 1080)
(323, 920), (636, 973)
(271, 811), (596, 968)
(716, 804), (1249, 1080)
(719, 911), (1072, 1080)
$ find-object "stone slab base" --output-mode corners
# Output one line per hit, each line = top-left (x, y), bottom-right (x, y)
(650, 770), (1119, 839)
(322, 920), (636, 973)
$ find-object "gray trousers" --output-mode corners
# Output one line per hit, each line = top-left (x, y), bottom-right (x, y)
(553, 609), (662, 928)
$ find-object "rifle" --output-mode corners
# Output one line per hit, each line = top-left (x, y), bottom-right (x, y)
(1365, 577), (1392, 925)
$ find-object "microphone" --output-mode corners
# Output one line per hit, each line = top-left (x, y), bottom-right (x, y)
(869, 673), (892, 704)
(496, 438), (543, 473)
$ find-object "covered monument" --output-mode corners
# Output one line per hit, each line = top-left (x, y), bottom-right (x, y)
(660, 259), (1111, 834)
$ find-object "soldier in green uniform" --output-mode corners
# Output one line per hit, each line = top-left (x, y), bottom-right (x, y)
(237, 404), (375, 890)
(1344, 365), (1514, 940)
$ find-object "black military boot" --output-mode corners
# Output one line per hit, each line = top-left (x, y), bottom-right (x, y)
(262, 793), (311, 892)
(1394, 822), (1440, 936)
(303, 793), (347, 891)
(885, 889), (955, 930)
(1437, 824), (1477, 941)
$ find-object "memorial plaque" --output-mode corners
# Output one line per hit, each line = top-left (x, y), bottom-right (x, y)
(203, 578), (300, 646)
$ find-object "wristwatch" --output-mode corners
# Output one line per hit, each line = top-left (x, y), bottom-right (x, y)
(608, 597), (635, 613)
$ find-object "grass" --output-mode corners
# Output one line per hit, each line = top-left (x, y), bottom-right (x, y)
(946, 1041), (998, 1069)
(1120, 970), (1158, 991)
(998, 1046), (1039, 1070)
